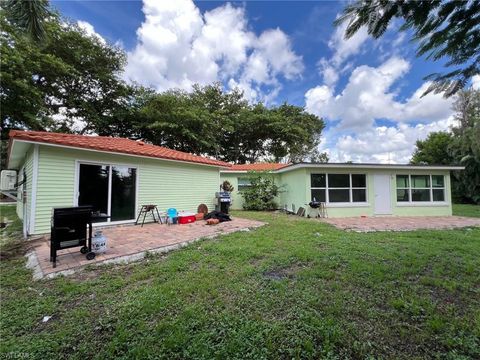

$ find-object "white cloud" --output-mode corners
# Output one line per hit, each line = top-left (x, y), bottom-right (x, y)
(472, 74), (480, 90)
(306, 56), (456, 164)
(124, 0), (303, 102)
(317, 20), (369, 86)
(77, 20), (106, 44)
(305, 57), (454, 131)
(333, 118), (455, 163)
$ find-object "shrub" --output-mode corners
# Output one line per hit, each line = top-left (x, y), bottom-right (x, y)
(240, 171), (282, 211)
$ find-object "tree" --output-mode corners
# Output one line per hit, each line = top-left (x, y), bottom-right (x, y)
(4, 0), (51, 41)
(267, 103), (325, 163)
(1, 10), (131, 133)
(449, 89), (480, 203)
(137, 83), (325, 163)
(411, 132), (454, 165)
(336, 0), (480, 97)
(1, 8), (135, 169)
(409, 89), (480, 204)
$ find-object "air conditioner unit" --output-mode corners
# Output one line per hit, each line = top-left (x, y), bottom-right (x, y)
(0, 170), (17, 191)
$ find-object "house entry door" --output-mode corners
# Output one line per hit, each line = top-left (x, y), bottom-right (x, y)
(373, 174), (392, 215)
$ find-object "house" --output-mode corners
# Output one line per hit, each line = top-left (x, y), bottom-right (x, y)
(6, 130), (228, 236)
(220, 162), (464, 217)
(5, 130), (464, 236)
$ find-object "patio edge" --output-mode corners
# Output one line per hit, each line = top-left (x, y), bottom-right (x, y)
(27, 224), (265, 280)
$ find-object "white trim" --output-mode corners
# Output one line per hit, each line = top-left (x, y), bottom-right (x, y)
(310, 173), (368, 205)
(395, 174), (447, 205)
(396, 202), (449, 207)
(277, 163), (465, 173)
(107, 166), (112, 218)
(11, 139), (229, 169)
(220, 170), (249, 174)
(135, 167), (140, 220)
(326, 202), (370, 208)
(19, 165), (27, 238)
(28, 145), (39, 235)
(93, 219), (136, 227)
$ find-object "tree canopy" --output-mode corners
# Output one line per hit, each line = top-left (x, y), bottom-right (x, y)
(1, 9), (129, 134)
(336, 0), (480, 97)
(410, 89), (480, 204)
(411, 132), (454, 165)
(136, 83), (325, 164)
(4, 0), (51, 41)
(0, 5), (325, 168)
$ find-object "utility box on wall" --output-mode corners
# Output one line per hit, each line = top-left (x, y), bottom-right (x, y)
(0, 170), (17, 191)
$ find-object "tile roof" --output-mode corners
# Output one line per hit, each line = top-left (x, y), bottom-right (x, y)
(9, 130), (230, 167)
(224, 163), (289, 171)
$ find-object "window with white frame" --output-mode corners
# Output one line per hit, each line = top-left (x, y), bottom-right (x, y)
(237, 177), (251, 191)
(310, 173), (367, 203)
(396, 174), (445, 202)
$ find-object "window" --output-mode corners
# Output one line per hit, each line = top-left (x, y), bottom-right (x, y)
(237, 178), (251, 191)
(311, 173), (367, 203)
(310, 174), (326, 202)
(328, 174), (350, 203)
(396, 175), (445, 203)
(432, 175), (445, 201)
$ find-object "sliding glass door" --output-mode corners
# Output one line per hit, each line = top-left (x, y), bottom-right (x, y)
(111, 166), (136, 221)
(78, 164), (109, 217)
(77, 163), (136, 222)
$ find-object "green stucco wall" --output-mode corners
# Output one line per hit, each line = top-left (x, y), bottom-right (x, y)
(222, 167), (452, 218)
(220, 172), (284, 210)
(278, 168), (308, 213)
(303, 167), (452, 218)
(33, 145), (221, 234)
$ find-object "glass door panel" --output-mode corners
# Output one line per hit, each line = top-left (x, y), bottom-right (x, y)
(111, 166), (136, 221)
(78, 164), (109, 221)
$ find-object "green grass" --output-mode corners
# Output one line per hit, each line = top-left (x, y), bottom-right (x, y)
(453, 203), (480, 218)
(1, 211), (480, 359)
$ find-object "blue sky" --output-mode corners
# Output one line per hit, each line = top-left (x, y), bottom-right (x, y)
(52, 0), (461, 163)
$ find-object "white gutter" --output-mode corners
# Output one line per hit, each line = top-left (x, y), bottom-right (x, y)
(219, 170), (249, 174)
(275, 163), (465, 173)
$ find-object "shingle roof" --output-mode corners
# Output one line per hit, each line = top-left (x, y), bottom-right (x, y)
(224, 163), (289, 171)
(9, 130), (230, 167)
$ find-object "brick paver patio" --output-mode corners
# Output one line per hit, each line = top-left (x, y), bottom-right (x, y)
(27, 217), (264, 279)
(321, 216), (480, 232)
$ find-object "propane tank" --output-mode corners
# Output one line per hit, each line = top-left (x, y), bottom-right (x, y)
(92, 231), (107, 254)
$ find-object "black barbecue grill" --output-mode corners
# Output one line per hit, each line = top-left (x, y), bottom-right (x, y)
(306, 198), (327, 218)
(215, 191), (231, 214)
(50, 206), (95, 268)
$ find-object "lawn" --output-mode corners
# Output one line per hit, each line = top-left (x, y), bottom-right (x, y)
(453, 203), (480, 218)
(1, 210), (479, 359)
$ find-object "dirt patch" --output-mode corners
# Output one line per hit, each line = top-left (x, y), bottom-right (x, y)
(262, 262), (309, 281)
(249, 256), (266, 266)
(0, 236), (45, 261)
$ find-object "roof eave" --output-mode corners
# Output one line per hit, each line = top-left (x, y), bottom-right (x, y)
(275, 162), (465, 173)
(10, 138), (230, 168)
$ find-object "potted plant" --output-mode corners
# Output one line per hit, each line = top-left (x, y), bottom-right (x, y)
(221, 180), (234, 193)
